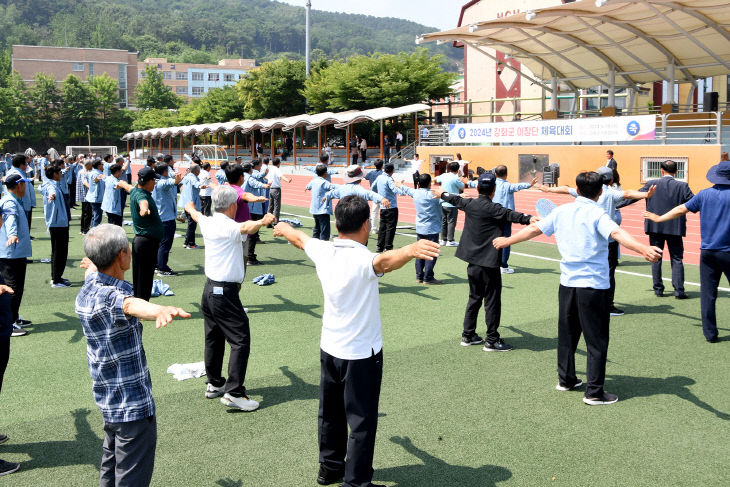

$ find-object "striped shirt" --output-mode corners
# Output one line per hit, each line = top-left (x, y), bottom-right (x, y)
(75, 272), (155, 423)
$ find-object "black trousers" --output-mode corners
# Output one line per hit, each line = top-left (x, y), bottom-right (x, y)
(313, 214), (331, 241)
(376, 208), (398, 252)
(69, 180), (77, 207)
(100, 415), (157, 487)
(63, 193), (71, 222)
(184, 211), (197, 246)
(132, 235), (160, 301)
(247, 213), (263, 260)
(558, 285), (610, 397)
(0, 258), (26, 322)
(200, 196), (212, 217)
(107, 212), (123, 226)
(269, 188), (282, 223)
(649, 233), (685, 295)
(49, 226), (69, 283)
(201, 279), (250, 397)
(699, 249), (730, 342)
(80, 202), (92, 234)
(156, 220), (176, 272)
(463, 264), (502, 343)
(351, 153), (359, 165)
(608, 241), (619, 306)
(26, 209), (32, 231)
(441, 207), (458, 242)
(319, 348), (383, 487)
(119, 174), (131, 211)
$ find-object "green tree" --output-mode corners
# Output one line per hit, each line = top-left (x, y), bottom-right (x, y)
(0, 73), (31, 148)
(135, 65), (181, 110)
(28, 73), (61, 144)
(303, 49), (456, 112)
(179, 86), (245, 124)
(58, 74), (97, 142)
(89, 73), (120, 142)
(236, 58), (306, 119)
(131, 108), (179, 131)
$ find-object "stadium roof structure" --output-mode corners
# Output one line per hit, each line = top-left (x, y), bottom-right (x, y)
(417, 0), (730, 91)
(122, 104), (430, 140)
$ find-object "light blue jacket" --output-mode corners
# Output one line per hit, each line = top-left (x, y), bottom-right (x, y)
(5, 167), (32, 211)
(324, 183), (383, 204)
(85, 169), (105, 203)
(493, 178), (531, 211)
(101, 175), (123, 215)
(41, 180), (69, 228)
(178, 173), (201, 210)
(215, 169), (227, 185)
(435, 173), (464, 208)
(305, 164), (338, 182)
(152, 176), (178, 222)
(306, 177), (335, 215)
(243, 172), (267, 214)
(401, 187), (443, 235)
(0, 193), (31, 258)
(372, 174), (405, 208)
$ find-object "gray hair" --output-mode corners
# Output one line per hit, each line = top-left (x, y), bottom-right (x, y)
(189, 163), (200, 175)
(212, 185), (238, 213)
(83, 224), (129, 270)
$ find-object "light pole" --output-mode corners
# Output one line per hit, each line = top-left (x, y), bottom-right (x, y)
(86, 125), (91, 154)
(305, 0), (311, 78)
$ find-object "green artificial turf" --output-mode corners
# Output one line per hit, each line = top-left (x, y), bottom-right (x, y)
(2, 202), (729, 486)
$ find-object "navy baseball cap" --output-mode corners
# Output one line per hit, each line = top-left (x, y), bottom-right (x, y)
(477, 171), (497, 191)
(137, 167), (159, 183)
(5, 173), (29, 188)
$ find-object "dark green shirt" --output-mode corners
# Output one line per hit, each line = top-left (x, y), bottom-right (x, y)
(129, 187), (163, 241)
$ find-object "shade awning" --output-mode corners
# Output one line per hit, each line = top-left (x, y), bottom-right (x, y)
(418, 0), (730, 90)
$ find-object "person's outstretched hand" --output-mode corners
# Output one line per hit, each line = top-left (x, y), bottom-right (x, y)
(261, 214), (275, 226)
(154, 306), (191, 329)
(0, 284), (14, 295)
(643, 211), (659, 222)
(410, 239), (440, 261)
(642, 245), (663, 263)
(493, 237), (508, 249)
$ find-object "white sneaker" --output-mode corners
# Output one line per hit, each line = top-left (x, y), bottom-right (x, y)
(50, 281), (71, 288)
(500, 267), (515, 274)
(11, 324), (27, 337)
(446, 241), (459, 247)
(556, 379), (583, 391)
(439, 240), (447, 246)
(221, 393), (259, 411)
(205, 383), (224, 399)
(370, 230), (378, 235)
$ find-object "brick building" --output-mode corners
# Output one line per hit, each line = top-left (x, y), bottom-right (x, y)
(11, 45), (138, 108)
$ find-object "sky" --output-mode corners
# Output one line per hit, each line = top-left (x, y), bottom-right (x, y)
(277, 0), (462, 31)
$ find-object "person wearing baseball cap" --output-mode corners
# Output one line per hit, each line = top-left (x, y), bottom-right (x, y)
(645, 153), (730, 343)
(432, 171), (536, 352)
(0, 172), (33, 336)
(129, 167), (163, 300)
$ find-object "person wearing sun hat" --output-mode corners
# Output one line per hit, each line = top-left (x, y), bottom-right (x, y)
(322, 165), (390, 214)
(645, 152), (730, 343)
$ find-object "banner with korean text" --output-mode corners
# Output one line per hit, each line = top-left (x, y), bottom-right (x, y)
(448, 115), (656, 144)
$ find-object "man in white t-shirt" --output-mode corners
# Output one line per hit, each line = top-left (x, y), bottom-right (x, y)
(184, 186), (272, 412)
(273, 195), (439, 487)
(198, 162), (213, 216)
(453, 152), (468, 177)
(266, 157), (292, 224)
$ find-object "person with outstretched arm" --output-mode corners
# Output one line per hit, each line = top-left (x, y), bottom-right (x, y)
(273, 194), (439, 487)
(494, 171), (661, 405)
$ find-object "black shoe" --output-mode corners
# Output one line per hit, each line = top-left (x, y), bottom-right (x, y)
(654, 291), (665, 297)
(707, 337), (718, 343)
(248, 258), (262, 266)
(0, 434), (7, 444)
(29, 236), (35, 241)
(423, 279), (443, 285)
(583, 392), (618, 405)
(316, 466), (344, 485)
(556, 379), (583, 391)
(15, 318), (32, 327)
(0, 459), (19, 476)
(483, 339), (514, 352)
(460, 334), (484, 347)
(675, 292), (689, 300)
(156, 269), (179, 277)
(609, 307), (625, 316)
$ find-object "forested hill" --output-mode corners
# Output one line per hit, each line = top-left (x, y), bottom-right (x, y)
(0, 0), (461, 69)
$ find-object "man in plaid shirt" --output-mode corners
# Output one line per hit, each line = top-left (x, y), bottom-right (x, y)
(75, 224), (190, 487)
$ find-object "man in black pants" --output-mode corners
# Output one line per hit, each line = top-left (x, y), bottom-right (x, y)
(496, 171), (661, 404)
(372, 163), (404, 253)
(618, 160), (693, 298)
(0, 173), (32, 336)
(0, 279), (20, 475)
(41, 165), (71, 288)
(185, 188), (273, 411)
(433, 172), (535, 351)
(273, 195), (439, 487)
(129, 167), (163, 301)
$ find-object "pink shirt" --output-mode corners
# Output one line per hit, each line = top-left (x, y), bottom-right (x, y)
(230, 184), (252, 223)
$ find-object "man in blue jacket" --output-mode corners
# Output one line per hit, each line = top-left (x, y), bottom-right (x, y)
(492, 165), (537, 274)
(243, 160), (271, 265)
(178, 164), (206, 249)
(400, 173), (444, 284)
(41, 165), (71, 288)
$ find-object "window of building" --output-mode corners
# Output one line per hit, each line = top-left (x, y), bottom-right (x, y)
(641, 156), (688, 182)
(157, 63), (162, 69)
(88, 63), (94, 75)
(208, 73), (220, 82)
(163, 71), (173, 79)
(175, 72), (187, 80)
(224, 73), (235, 82)
(118, 90), (127, 108)
(239, 74), (246, 80)
(191, 71), (204, 81)
(73, 63), (84, 72)
(192, 87), (204, 96)
(170, 64), (176, 70)
(176, 86), (187, 94)
(118, 64), (127, 89)
(139, 70), (146, 79)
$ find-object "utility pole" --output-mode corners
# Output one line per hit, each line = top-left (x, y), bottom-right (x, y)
(86, 125), (91, 153)
(305, 0), (312, 77)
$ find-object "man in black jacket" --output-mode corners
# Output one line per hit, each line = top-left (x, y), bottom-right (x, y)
(432, 172), (537, 351)
(619, 160), (694, 298)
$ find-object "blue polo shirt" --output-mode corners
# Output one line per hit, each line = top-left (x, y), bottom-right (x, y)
(536, 196), (618, 289)
(85, 169), (105, 203)
(324, 183), (383, 204)
(152, 176), (178, 222)
(364, 169), (382, 188)
(372, 174), (405, 208)
(306, 177), (335, 215)
(101, 176), (123, 215)
(215, 169), (227, 185)
(41, 180), (69, 228)
(435, 173), (464, 208)
(243, 173), (267, 214)
(401, 187), (442, 235)
(494, 179), (530, 210)
(0, 193), (32, 258)
(685, 185), (730, 252)
(305, 165), (338, 182)
(178, 173), (201, 210)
